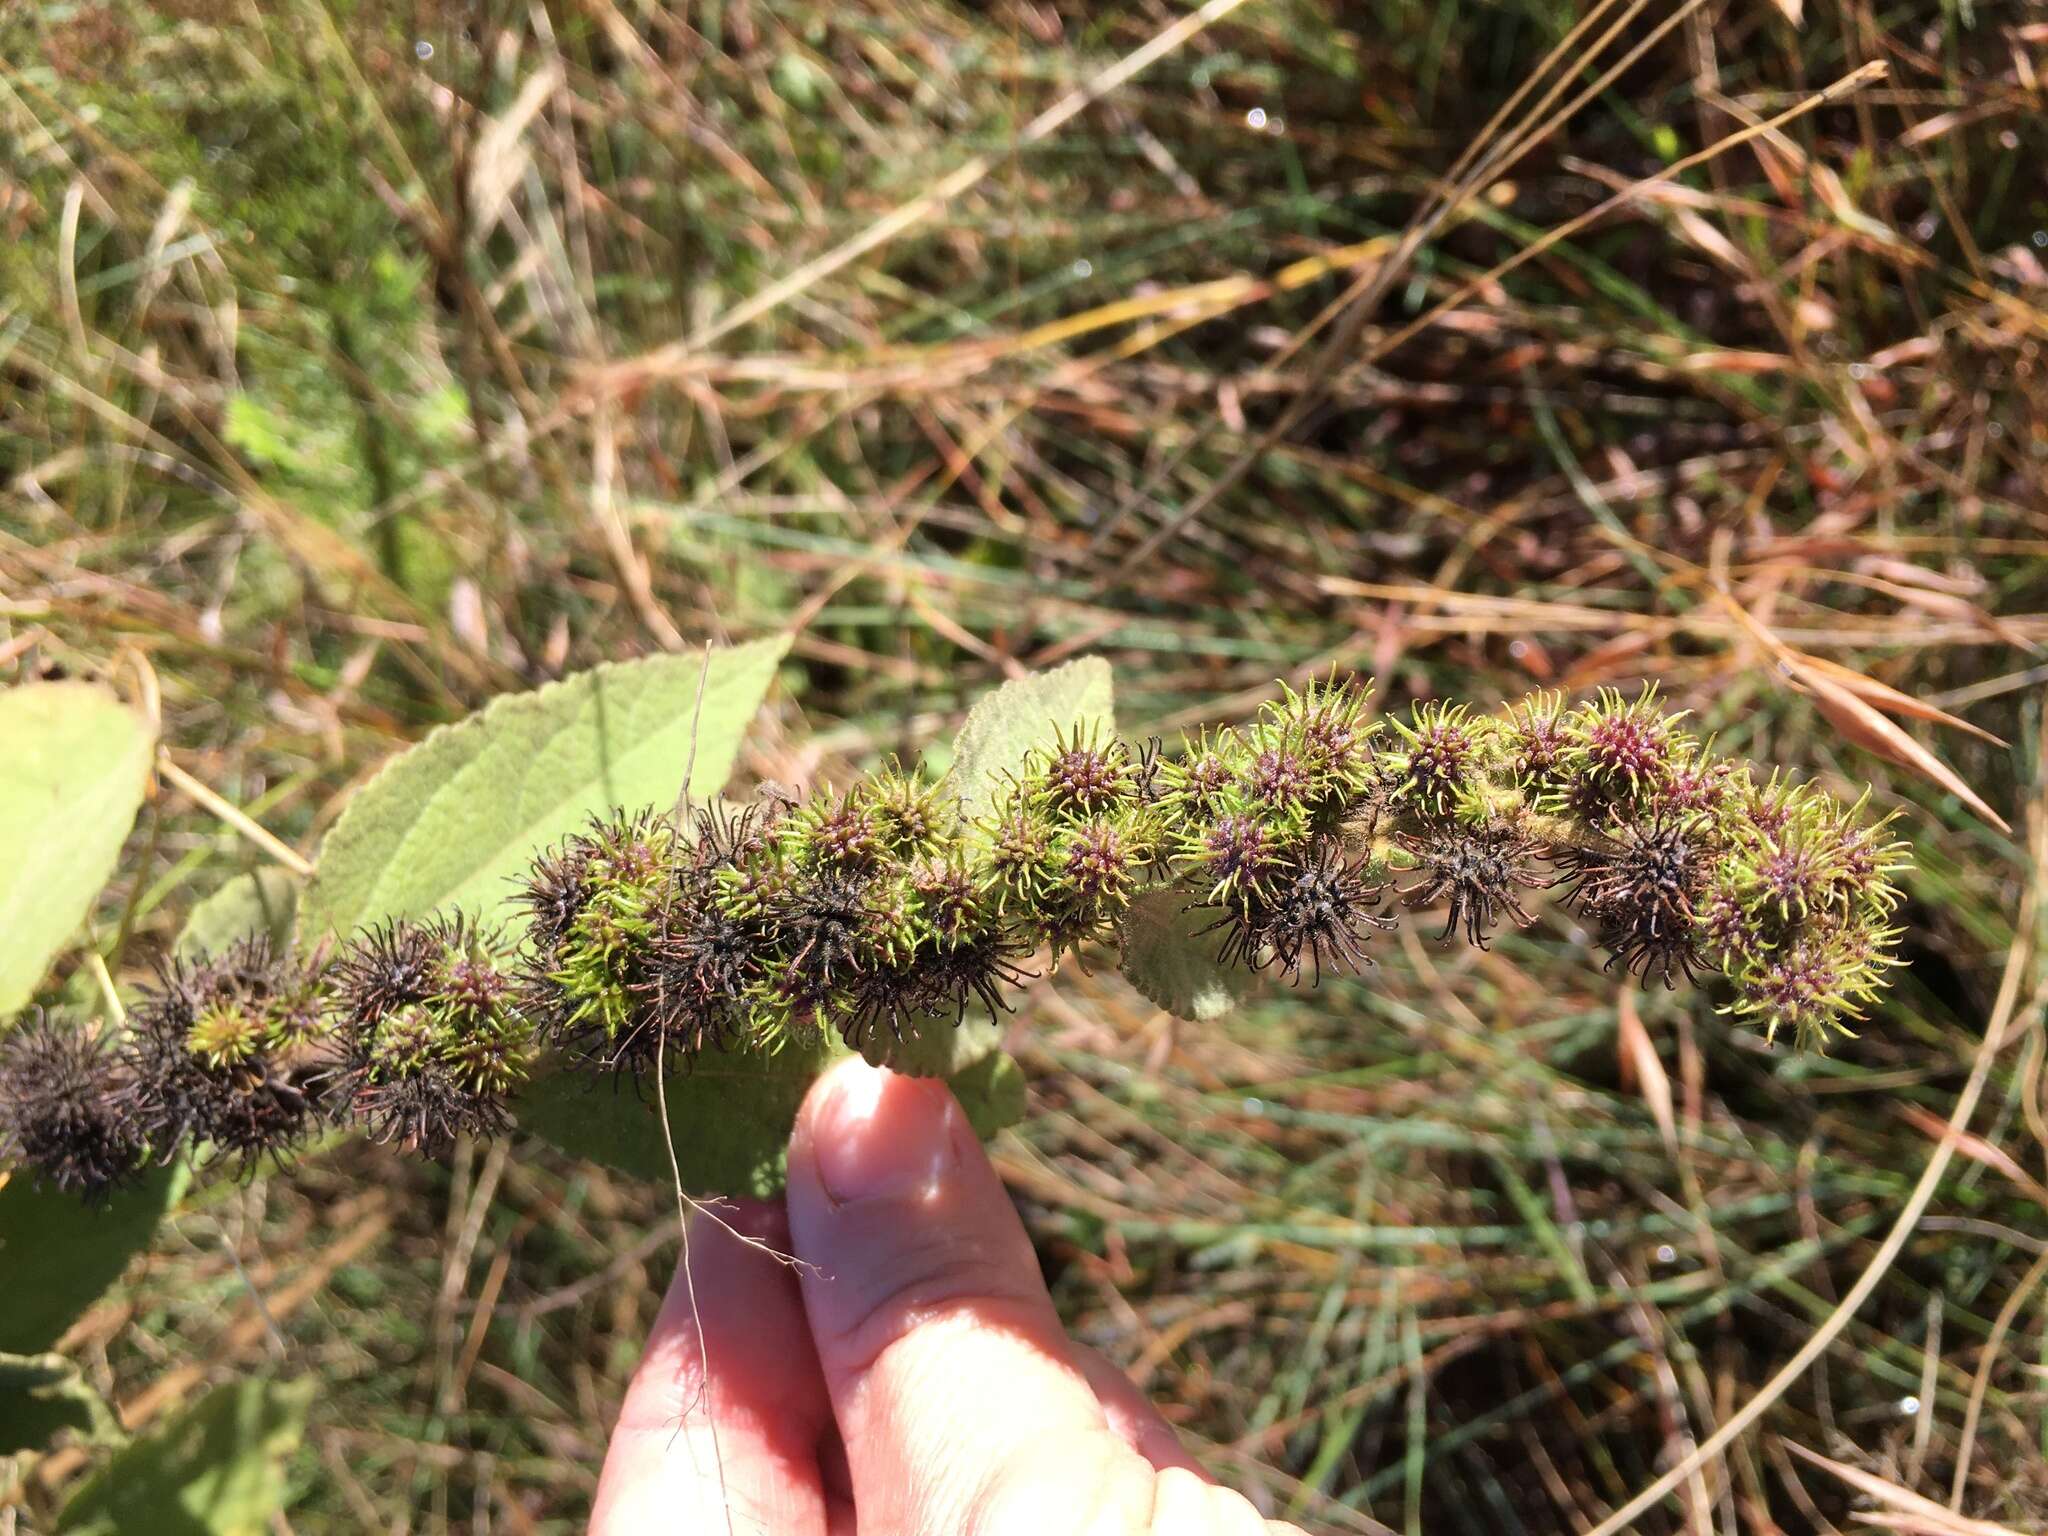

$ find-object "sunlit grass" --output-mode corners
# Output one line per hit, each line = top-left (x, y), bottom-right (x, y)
(3, 0), (2047, 1528)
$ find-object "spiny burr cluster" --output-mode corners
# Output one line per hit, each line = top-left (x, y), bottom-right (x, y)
(0, 677), (1909, 1202)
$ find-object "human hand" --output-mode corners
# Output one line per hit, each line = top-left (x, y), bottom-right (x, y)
(590, 1055), (1306, 1534)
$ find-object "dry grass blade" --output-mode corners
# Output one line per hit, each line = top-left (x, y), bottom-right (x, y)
(621, 0), (1257, 371)
(1785, 652), (2008, 747)
(468, 62), (562, 234)
(1096, 0), (1718, 583)
(1580, 777), (2041, 1536)
(1617, 987), (1677, 1156)
(1795, 666), (2013, 834)
(1948, 1246), (2048, 1509)
(32, 1193), (395, 1491)
(9, 0), (2044, 1524)
(1896, 1101), (2048, 1209)
(156, 752), (317, 876)
(1783, 1442), (2027, 1536)
(1716, 590), (2013, 831)
(1361, 63), (1888, 370)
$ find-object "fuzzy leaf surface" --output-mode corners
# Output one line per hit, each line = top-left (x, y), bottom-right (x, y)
(0, 1164), (184, 1354)
(58, 1376), (313, 1536)
(515, 653), (1100, 1194)
(515, 1040), (835, 1199)
(0, 1350), (123, 1454)
(0, 684), (155, 1016)
(176, 869), (300, 959)
(943, 656), (1114, 821)
(516, 1030), (1025, 1197)
(1119, 886), (1248, 1022)
(300, 640), (789, 940)
(856, 1012), (1002, 1077)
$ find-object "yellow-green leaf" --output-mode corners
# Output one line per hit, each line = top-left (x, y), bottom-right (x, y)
(0, 683), (155, 1016)
(0, 1164), (184, 1354)
(0, 1350), (124, 1455)
(1119, 886), (1248, 1022)
(516, 1038), (838, 1198)
(943, 657), (1114, 821)
(300, 640), (790, 940)
(517, 1031), (1025, 1196)
(176, 869), (300, 959)
(58, 1377), (313, 1536)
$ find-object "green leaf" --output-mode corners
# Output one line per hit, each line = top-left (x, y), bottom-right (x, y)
(856, 1002), (1003, 1076)
(516, 1030), (1025, 1197)
(0, 1164), (183, 1354)
(220, 392), (298, 470)
(516, 1039), (837, 1198)
(1119, 886), (1248, 1022)
(947, 1048), (1028, 1140)
(176, 870), (300, 959)
(943, 657), (1114, 821)
(300, 640), (790, 941)
(0, 683), (156, 1016)
(772, 52), (824, 109)
(58, 1376), (313, 1536)
(861, 1012), (1024, 1145)
(0, 1351), (123, 1455)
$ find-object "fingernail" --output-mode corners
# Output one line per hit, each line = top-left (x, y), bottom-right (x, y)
(810, 1061), (956, 1206)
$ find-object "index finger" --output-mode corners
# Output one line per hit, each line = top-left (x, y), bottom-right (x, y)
(591, 1199), (835, 1536)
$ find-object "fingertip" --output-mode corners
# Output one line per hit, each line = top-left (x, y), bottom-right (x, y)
(646, 1197), (789, 1333)
(793, 1055), (965, 1208)
(785, 1056), (1132, 1534)
(1149, 1467), (1275, 1536)
(590, 1196), (831, 1535)
(787, 1056), (1046, 1377)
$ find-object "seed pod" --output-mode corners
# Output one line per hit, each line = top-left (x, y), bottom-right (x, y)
(780, 789), (886, 871)
(1205, 838), (1394, 983)
(118, 938), (326, 1172)
(1823, 795), (1910, 917)
(328, 915), (534, 1149)
(519, 809), (678, 1060)
(846, 852), (1034, 1053)
(866, 765), (951, 863)
(1566, 686), (1686, 793)
(1729, 816), (1841, 929)
(1159, 729), (1243, 819)
(1034, 814), (1145, 954)
(513, 842), (594, 962)
(1652, 752), (1734, 819)
(1030, 725), (1136, 818)
(1183, 811), (1293, 913)
(0, 1015), (142, 1201)
(1384, 702), (1490, 819)
(630, 894), (760, 1069)
(1730, 926), (1894, 1048)
(688, 801), (775, 879)
(1397, 825), (1551, 948)
(1259, 673), (1379, 805)
(1505, 691), (1571, 791)
(1239, 735), (1321, 818)
(1558, 815), (1709, 985)
(980, 794), (1058, 912)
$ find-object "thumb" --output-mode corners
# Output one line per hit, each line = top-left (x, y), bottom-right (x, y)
(785, 1057), (1153, 1536)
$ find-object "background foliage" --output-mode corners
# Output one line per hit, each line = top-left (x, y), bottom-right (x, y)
(3, 0), (2046, 1530)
